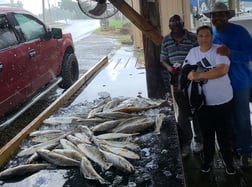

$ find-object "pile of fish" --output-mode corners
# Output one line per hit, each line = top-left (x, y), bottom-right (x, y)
(0, 95), (170, 185)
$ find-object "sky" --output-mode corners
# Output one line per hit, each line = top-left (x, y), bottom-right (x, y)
(0, 0), (59, 15)
(22, 0), (60, 15)
(22, 0), (44, 14)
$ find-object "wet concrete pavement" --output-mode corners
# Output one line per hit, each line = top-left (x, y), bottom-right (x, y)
(74, 33), (120, 75)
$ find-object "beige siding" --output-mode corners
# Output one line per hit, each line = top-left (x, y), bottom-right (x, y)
(131, 0), (192, 48)
(159, 0), (192, 36)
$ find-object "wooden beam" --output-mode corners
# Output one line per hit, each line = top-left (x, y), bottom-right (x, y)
(140, 0), (166, 98)
(0, 56), (108, 168)
(108, 0), (163, 45)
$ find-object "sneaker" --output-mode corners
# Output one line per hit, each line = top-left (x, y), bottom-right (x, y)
(225, 165), (237, 175)
(192, 142), (203, 153)
(240, 156), (252, 169)
(181, 144), (191, 158)
(200, 163), (212, 173)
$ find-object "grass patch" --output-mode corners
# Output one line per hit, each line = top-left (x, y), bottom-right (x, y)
(95, 19), (133, 44)
(110, 19), (125, 29)
(115, 35), (132, 43)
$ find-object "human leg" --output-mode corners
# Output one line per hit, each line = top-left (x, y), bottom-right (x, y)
(191, 112), (203, 153)
(161, 70), (171, 94)
(174, 89), (193, 157)
(192, 113), (203, 143)
(214, 101), (236, 174)
(198, 106), (215, 168)
(232, 89), (252, 157)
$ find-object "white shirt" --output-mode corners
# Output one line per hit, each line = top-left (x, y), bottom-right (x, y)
(183, 44), (233, 106)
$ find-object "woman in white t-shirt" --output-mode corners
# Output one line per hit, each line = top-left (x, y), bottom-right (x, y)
(182, 25), (236, 175)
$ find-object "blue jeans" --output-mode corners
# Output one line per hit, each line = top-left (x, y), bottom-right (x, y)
(232, 88), (252, 156)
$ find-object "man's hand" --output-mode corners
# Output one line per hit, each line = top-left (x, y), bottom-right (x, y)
(172, 63), (181, 74)
(216, 45), (230, 57)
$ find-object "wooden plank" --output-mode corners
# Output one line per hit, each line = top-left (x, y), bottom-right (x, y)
(0, 56), (108, 168)
(108, 0), (163, 45)
(170, 85), (178, 122)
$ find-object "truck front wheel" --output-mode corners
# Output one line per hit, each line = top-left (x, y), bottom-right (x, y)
(59, 53), (79, 89)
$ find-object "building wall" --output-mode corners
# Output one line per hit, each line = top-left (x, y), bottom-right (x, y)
(131, 0), (192, 48)
(159, 0), (192, 36)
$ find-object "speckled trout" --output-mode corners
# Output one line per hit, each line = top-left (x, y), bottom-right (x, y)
(99, 149), (135, 173)
(95, 132), (139, 140)
(17, 131), (72, 157)
(77, 143), (112, 170)
(0, 164), (53, 180)
(98, 143), (140, 160)
(95, 138), (140, 151)
(111, 117), (155, 133)
(52, 149), (83, 162)
(37, 149), (80, 167)
(80, 156), (110, 184)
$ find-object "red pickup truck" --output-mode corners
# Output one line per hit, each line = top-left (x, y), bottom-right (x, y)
(0, 7), (79, 119)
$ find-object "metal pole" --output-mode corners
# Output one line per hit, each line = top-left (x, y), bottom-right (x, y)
(42, 0), (45, 22)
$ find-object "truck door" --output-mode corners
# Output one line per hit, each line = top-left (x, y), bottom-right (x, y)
(14, 13), (60, 93)
(0, 15), (31, 117)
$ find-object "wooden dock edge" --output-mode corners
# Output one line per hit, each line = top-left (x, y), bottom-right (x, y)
(0, 56), (108, 168)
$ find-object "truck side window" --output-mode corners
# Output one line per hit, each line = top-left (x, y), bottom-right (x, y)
(14, 13), (45, 41)
(0, 15), (18, 50)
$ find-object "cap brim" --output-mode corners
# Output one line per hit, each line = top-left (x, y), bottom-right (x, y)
(203, 12), (211, 18)
(203, 10), (235, 19)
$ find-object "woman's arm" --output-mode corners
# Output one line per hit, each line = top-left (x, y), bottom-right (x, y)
(187, 63), (229, 81)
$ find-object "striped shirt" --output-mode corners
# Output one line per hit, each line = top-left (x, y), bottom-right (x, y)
(160, 30), (198, 66)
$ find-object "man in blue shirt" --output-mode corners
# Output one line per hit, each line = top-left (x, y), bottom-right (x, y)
(204, 2), (252, 169)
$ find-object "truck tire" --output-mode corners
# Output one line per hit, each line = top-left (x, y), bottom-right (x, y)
(59, 53), (79, 89)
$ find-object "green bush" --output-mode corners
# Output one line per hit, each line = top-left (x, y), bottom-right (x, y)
(110, 19), (124, 29)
